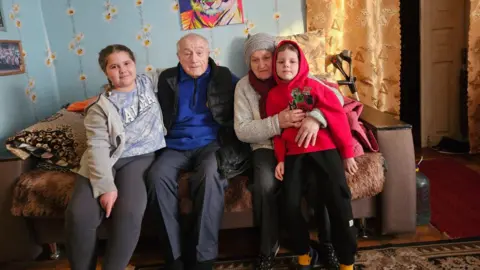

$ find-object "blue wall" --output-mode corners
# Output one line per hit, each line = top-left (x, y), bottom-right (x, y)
(0, 0), (59, 155)
(41, 0), (306, 106)
(0, 0), (306, 153)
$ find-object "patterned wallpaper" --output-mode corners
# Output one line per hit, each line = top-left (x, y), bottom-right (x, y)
(41, 0), (307, 106)
(0, 0), (59, 155)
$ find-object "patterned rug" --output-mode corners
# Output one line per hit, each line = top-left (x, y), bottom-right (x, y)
(135, 238), (480, 269)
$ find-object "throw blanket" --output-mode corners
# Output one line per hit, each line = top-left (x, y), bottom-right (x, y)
(343, 96), (379, 157)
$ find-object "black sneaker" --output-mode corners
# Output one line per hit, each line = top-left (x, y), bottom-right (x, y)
(317, 243), (339, 269)
(255, 243), (280, 270)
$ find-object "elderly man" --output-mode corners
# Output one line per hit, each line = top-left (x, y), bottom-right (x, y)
(147, 33), (249, 270)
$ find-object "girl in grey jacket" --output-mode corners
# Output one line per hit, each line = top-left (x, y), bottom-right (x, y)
(65, 44), (166, 270)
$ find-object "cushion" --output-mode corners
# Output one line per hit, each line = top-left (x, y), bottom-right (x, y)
(276, 29), (326, 75)
(5, 109), (86, 169)
(11, 152), (384, 218)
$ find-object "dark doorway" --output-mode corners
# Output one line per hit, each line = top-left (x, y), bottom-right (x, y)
(399, 0), (421, 147)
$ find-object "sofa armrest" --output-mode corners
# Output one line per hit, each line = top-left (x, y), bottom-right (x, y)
(360, 105), (417, 235)
(0, 155), (42, 262)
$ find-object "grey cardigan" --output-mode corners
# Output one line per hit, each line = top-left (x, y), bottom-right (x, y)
(77, 69), (165, 198)
(234, 75), (344, 151)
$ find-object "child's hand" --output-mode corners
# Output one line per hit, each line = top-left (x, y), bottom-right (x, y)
(344, 157), (358, 175)
(275, 162), (284, 181)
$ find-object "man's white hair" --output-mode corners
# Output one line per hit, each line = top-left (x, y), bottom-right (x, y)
(176, 33), (210, 52)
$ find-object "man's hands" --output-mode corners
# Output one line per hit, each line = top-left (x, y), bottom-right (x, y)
(99, 191), (118, 218)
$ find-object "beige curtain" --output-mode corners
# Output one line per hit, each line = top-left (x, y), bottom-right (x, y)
(468, 0), (480, 154)
(306, 0), (401, 117)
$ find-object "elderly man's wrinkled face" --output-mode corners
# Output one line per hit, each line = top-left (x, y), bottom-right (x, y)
(177, 36), (210, 78)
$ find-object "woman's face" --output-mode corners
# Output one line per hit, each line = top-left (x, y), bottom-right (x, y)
(250, 50), (273, 80)
(104, 51), (137, 90)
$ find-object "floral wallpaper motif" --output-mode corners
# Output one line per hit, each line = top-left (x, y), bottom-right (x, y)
(243, 19), (255, 36)
(468, 0), (480, 154)
(66, 0), (88, 99)
(306, 0), (401, 117)
(103, 0), (118, 23)
(171, 0), (179, 13)
(40, 0), (306, 105)
(135, 0), (153, 72)
(8, 1), (37, 116)
(273, 0), (280, 34)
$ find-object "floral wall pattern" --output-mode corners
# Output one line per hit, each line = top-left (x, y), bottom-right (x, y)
(41, 0), (306, 106)
(1, 0), (307, 154)
(0, 0), (59, 155)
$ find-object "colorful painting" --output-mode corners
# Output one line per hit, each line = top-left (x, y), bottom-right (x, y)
(0, 40), (25, 76)
(179, 0), (244, 30)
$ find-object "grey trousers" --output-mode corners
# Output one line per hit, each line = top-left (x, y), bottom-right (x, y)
(65, 153), (154, 270)
(147, 142), (228, 263)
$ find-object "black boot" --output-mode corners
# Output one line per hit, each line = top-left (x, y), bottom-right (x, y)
(317, 243), (339, 269)
(255, 242), (280, 270)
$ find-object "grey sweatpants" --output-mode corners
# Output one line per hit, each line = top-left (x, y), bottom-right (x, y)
(146, 141), (228, 263)
(65, 153), (154, 270)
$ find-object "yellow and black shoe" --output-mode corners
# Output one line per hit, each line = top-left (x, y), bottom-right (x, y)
(339, 264), (354, 270)
(297, 247), (318, 270)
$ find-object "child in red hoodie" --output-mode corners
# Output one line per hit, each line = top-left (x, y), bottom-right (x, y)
(266, 40), (358, 270)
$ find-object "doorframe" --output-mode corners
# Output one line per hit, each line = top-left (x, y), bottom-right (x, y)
(419, 0), (431, 147)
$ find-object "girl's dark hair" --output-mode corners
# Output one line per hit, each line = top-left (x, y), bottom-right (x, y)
(98, 44), (136, 73)
(98, 44), (135, 92)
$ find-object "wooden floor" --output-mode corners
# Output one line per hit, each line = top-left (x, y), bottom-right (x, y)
(2, 148), (479, 270)
(1, 225), (448, 270)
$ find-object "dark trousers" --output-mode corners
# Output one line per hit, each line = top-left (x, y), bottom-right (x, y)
(252, 149), (281, 256)
(146, 142), (228, 263)
(252, 148), (332, 256)
(283, 150), (357, 265)
(65, 153), (154, 270)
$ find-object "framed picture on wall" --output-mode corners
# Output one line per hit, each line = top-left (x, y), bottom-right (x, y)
(0, 40), (25, 76)
(0, 0), (5, 32)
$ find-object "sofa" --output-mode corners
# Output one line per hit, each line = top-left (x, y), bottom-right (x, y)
(1, 103), (416, 260)
(1, 29), (417, 260)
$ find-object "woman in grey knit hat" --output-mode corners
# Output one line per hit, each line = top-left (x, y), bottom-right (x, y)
(233, 33), (339, 270)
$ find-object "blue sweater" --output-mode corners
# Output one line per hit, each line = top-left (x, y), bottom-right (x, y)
(166, 66), (239, 150)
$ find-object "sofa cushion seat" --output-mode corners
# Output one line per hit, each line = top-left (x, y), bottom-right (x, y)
(11, 152), (385, 218)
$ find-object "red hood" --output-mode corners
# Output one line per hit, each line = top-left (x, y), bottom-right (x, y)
(272, 40), (310, 87)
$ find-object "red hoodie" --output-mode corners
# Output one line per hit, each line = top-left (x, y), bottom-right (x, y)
(265, 40), (354, 162)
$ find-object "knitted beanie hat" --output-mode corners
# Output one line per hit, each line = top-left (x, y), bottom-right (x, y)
(244, 33), (276, 68)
